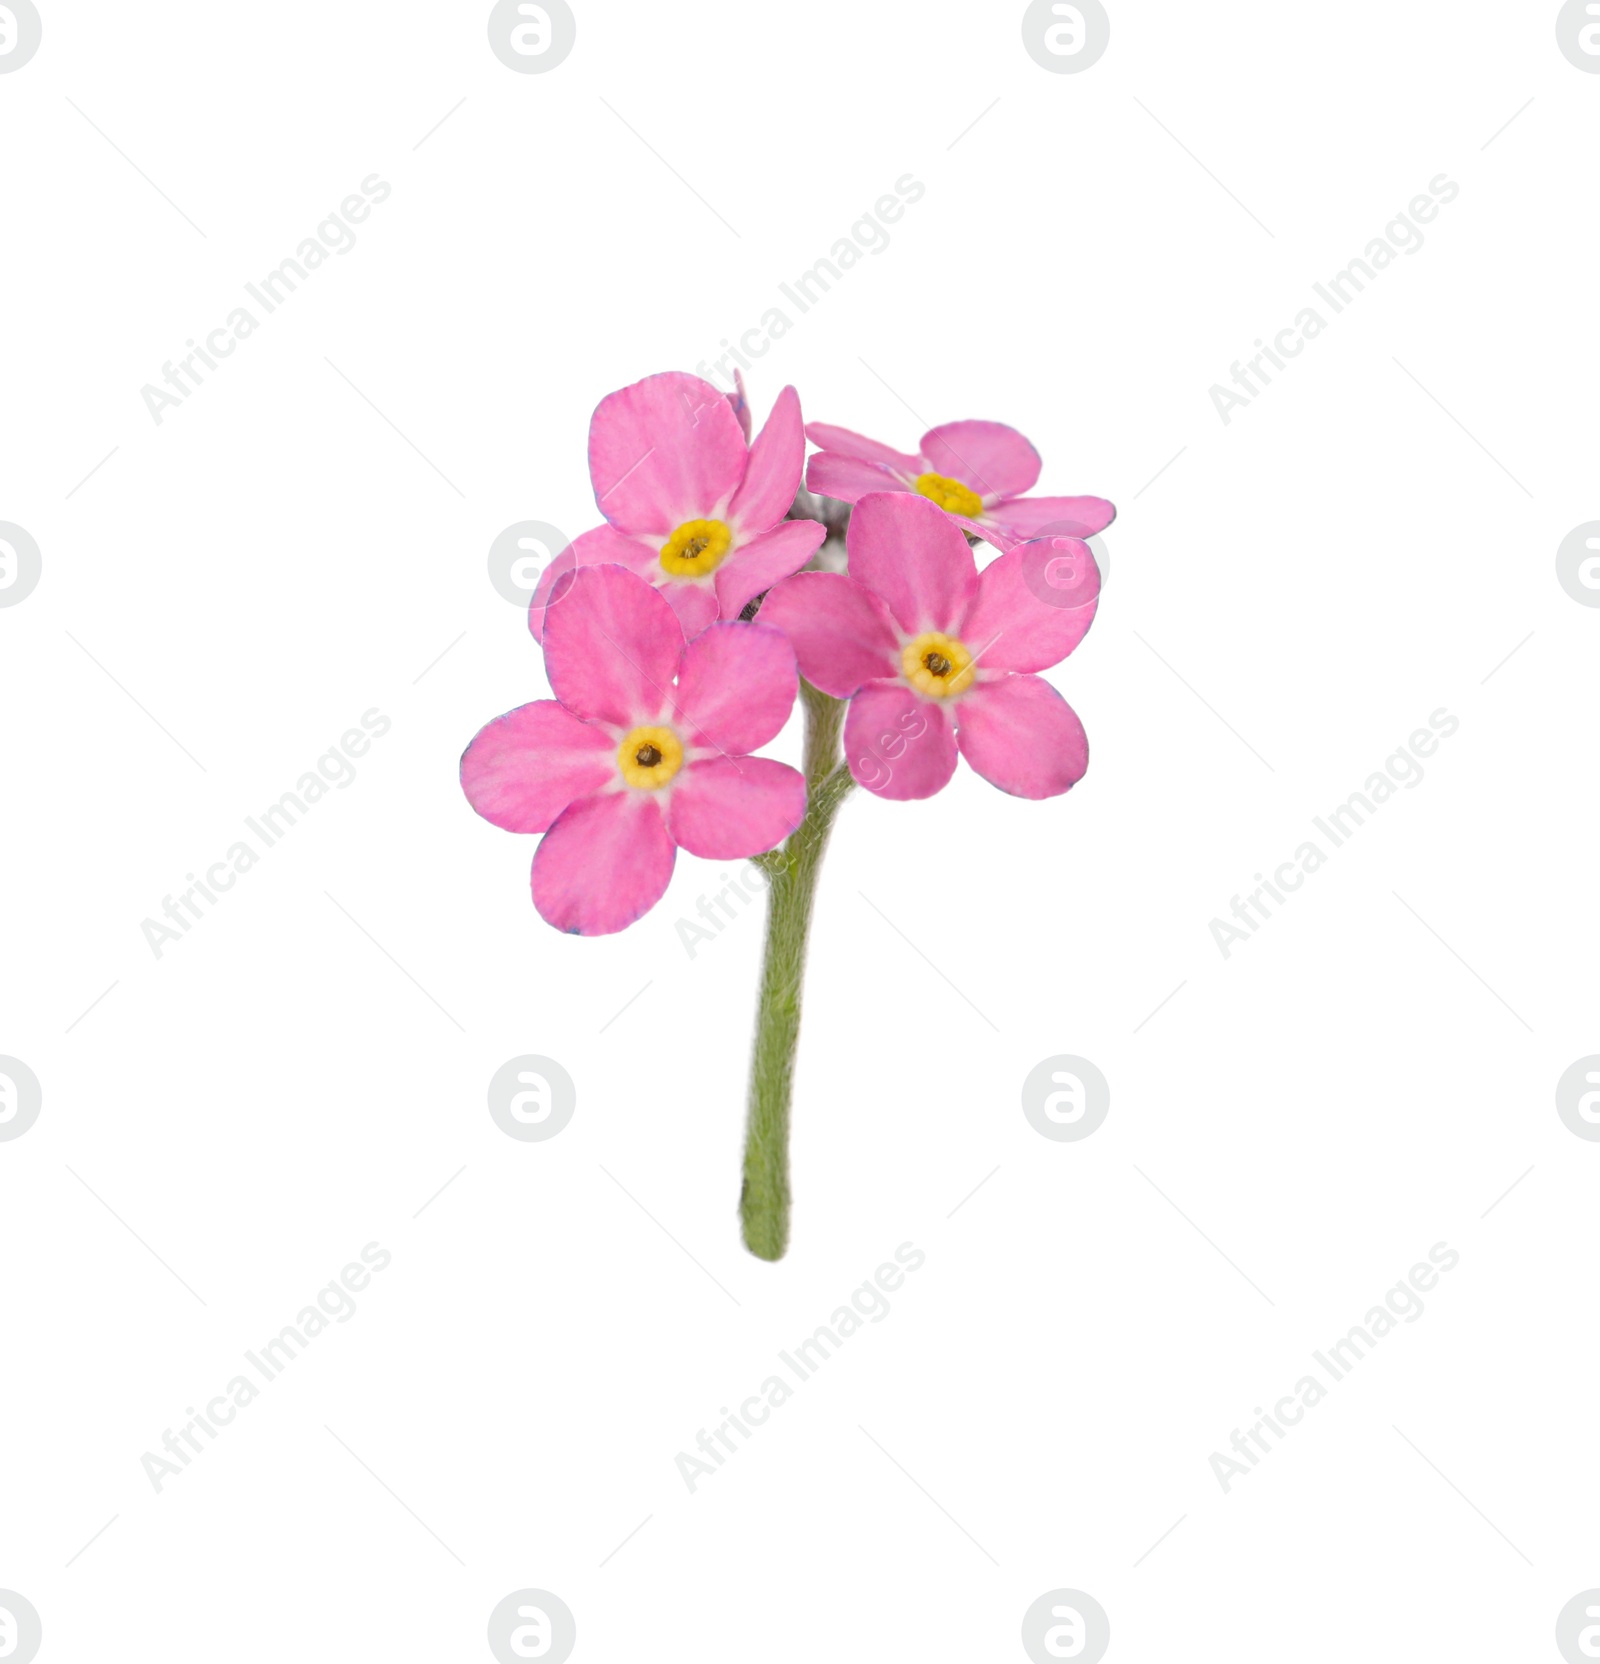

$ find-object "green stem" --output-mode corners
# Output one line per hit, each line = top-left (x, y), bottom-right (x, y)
(740, 680), (854, 1260)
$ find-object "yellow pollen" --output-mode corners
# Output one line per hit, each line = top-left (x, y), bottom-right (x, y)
(617, 724), (683, 789)
(659, 518), (733, 578)
(913, 472), (984, 518)
(901, 631), (976, 699)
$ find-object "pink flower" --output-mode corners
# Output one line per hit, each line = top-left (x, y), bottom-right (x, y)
(466, 564), (807, 935)
(761, 493), (1100, 801)
(805, 416), (1114, 549)
(531, 372), (826, 642)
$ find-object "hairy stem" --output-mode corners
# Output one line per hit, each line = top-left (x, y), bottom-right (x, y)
(739, 681), (853, 1260)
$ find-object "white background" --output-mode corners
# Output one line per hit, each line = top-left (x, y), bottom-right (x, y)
(2, 2), (1598, 1659)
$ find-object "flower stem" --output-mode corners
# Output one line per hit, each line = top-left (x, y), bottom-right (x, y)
(740, 680), (854, 1261)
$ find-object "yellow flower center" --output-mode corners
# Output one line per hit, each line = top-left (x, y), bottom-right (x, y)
(617, 725), (683, 789)
(901, 631), (976, 699)
(659, 518), (733, 578)
(913, 472), (984, 518)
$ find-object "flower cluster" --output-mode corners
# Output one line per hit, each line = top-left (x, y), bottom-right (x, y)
(461, 371), (1113, 935)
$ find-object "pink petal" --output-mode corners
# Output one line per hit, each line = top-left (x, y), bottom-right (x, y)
(727, 385), (805, 533)
(757, 572), (899, 697)
(531, 791), (676, 935)
(659, 580), (721, 639)
(986, 494), (1116, 540)
(955, 674), (1088, 799)
(843, 680), (957, 800)
(805, 423), (922, 474)
(543, 565), (683, 727)
(727, 368), (752, 442)
(714, 519), (826, 618)
(846, 491), (977, 635)
(461, 701), (615, 833)
(588, 371), (748, 537)
(529, 523), (655, 643)
(958, 537), (1101, 672)
(667, 757), (806, 858)
(806, 451), (909, 503)
(919, 421), (1041, 501)
(950, 512), (1016, 550)
(672, 622), (798, 755)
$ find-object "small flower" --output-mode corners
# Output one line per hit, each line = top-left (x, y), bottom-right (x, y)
(761, 492), (1100, 801)
(530, 372), (826, 642)
(466, 564), (807, 935)
(805, 416), (1115, 548)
